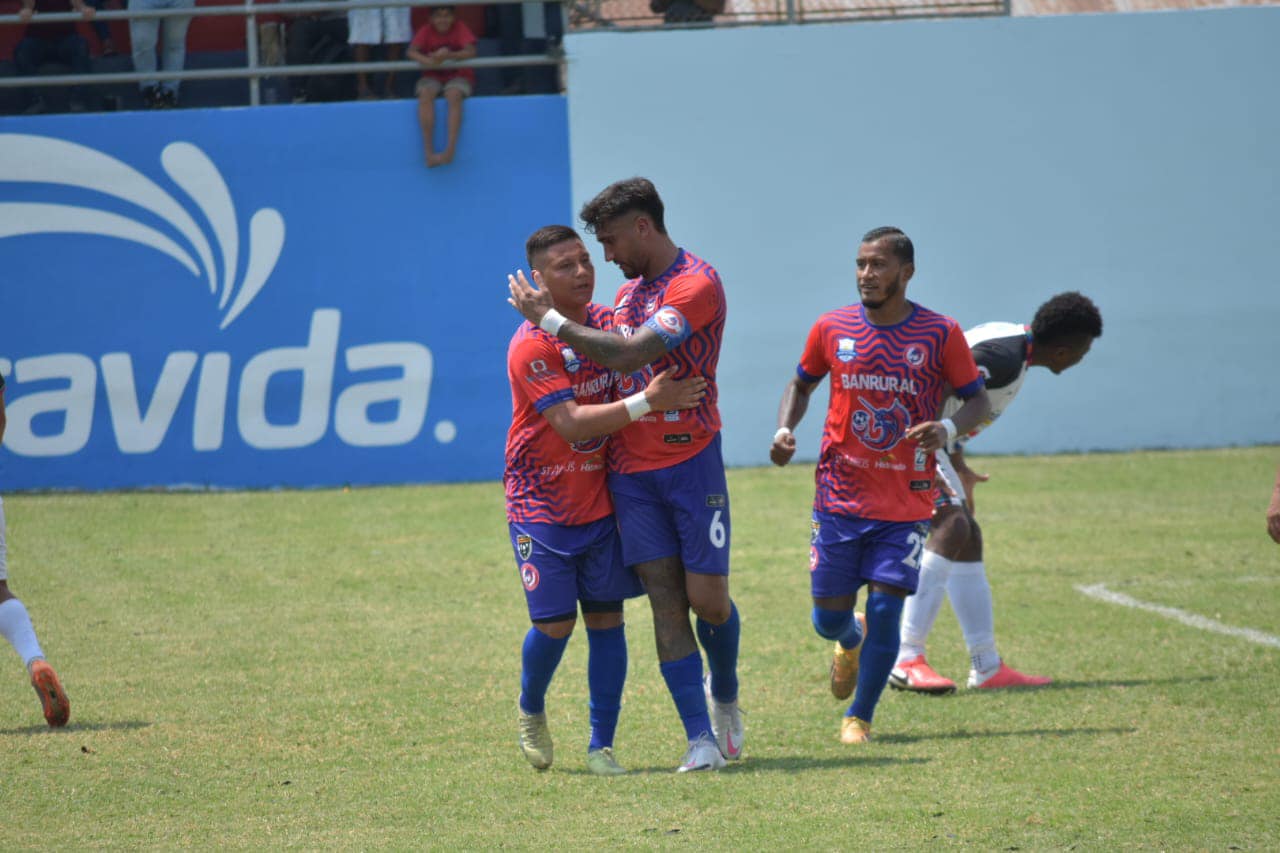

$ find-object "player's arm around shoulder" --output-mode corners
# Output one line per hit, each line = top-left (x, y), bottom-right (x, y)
(542, 368), (707, 445)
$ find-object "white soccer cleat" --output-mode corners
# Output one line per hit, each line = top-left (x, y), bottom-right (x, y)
(675, 732), (727, 773)
(703, 674), (744, 761)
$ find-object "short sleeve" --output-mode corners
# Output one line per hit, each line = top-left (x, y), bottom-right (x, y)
(410, 25), (432, 51)
(796, 318), (829, 383)
(455, 21), (477, 47)
(510, 333), (573, 414)
(642, 273), (719, 349)
(941, 322), (984, 398)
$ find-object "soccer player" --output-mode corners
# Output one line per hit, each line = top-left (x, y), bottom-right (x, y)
(0, 374), (70, 728)
(508, 178), (742, 772)
(770, 226), (991, 745)
(1267, 464), (1280, 545)
(891, 292), (1103, 694)
(506, 224), (707, 776)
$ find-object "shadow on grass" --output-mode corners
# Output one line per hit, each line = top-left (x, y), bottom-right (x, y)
(560, 755), (930, 775)
(0, 720), (153, 736)
(919, 674), (1219, 696)
(876, 725), (1136, 745)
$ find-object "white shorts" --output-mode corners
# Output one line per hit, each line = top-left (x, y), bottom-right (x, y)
(347, 3), (411, 44)
(0, 496), (8, 582)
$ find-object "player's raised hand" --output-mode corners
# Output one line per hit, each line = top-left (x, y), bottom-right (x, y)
(644, 368), (706, 412)
(770, 428), (797, 467)
(906, 420), (948, 453)
(507, 269), (554, 324)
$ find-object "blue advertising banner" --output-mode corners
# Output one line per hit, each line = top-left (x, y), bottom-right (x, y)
(0, 97), (571, 490)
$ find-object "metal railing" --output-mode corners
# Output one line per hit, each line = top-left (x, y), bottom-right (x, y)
(0, 0), (561, 107)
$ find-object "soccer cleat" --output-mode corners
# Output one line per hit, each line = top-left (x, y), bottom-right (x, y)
(586, 747), (627, 777)
(889, 655), (958, 695)
(675, 732), (727, 773)
(703, 674), (744, 761)
(517, 709), (553, 770)
(967, 661), (1053, 690)
(29, 660), (70, 728)
(839, 715), (872, 744)
(829, 612), (867, 700)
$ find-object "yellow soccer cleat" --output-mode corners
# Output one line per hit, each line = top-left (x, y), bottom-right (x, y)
(839, 715), (872, 745)
(586, 747), (627, 777)
(518, 710), (553, 770)
(829, 612), (867, 700)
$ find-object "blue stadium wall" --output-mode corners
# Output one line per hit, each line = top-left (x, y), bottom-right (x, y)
(0, 98), (571, 489)
(2, 6), (1278, 490)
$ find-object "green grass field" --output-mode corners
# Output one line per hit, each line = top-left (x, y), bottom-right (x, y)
(1, 446), (1277, 848)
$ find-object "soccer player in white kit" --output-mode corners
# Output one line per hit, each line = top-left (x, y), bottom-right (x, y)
(0, 373), (70, 726)
(891, 292), (1102, 693)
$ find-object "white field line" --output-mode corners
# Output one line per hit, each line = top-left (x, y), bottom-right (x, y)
(1076, 584), (1280, 649)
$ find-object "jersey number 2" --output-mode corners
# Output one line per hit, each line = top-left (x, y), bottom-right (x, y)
(902, 532), (925, 569)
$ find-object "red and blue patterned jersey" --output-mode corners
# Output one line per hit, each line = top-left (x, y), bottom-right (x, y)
(505, 303), (616, 525)
(609, 249), (725, 474)
(797, 302), (984, 522)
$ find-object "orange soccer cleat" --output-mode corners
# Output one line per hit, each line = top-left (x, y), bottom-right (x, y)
(29, 659), (70, 728)
(889, 655), (958, 695)
(968, 661), (1052, 689)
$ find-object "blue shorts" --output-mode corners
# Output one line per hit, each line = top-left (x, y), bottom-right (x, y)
(606, 433), (731, 576)
(509, 516), (644, 622)
(808, 510), (930, 597)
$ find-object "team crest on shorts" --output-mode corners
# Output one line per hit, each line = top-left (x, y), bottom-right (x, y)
(904, 344), (925, 367)
(520, 562), (540, 591)
(809, 545), (819, 572)
(516, 534), (533, 561)
(810, 519), (821, 543)
(836, 338), (856, 362)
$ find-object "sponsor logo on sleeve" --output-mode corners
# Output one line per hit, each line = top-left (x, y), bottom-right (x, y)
(653, 307), (687, 338)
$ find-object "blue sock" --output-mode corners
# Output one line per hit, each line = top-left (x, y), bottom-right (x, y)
(848, 591), (904, 724)
(696, 600), (740, 703)
(659, 651), (712, 742)
(519, 627), (570, 715)
(586, 624), (627, 750)
(811, 606), (864, 650)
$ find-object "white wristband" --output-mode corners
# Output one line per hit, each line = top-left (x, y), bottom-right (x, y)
(539, 308), (567, 335)
(773, 426), (793, 443)
(941, 418), (958, 444)
(623, 392), (652, 422)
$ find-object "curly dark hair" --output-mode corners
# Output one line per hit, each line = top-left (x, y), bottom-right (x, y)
(579, 177), (667, 235)
(1031, 291), (1103, 345)
(525, 224), (581, 269)
(861, 226), (914, 264)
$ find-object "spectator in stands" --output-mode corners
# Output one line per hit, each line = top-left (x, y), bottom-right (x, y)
(127, 0), (196, 107)
(282, 0), (351, 103)
(649, 0), (723, 23)
(14, 0), (96, 113)
(491, 1), (561, 95)
(84, 0), (118, 55)
(348, 0), (410, 99)
(407, 5), (475, 168)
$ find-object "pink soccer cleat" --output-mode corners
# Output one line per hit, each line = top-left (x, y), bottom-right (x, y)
(968, 661), (1052, 689)
(889, 655), (957, 695)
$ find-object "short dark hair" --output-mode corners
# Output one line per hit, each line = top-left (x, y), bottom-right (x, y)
(1031, 291), (1103, 345)
(429, 4), (456, 11)
(579, 177), (667, 235)
(860, 226), (914, 264)
(525, 224), (582, 269)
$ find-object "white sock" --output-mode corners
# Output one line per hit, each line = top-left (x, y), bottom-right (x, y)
(0, 598), (45, 669)
(898, 550), (954, 664)
(947, 561), (1000, 675)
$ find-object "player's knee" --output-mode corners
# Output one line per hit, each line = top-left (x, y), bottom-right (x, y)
(812, 606), (852, 640)
(691, 597), (730, 625)
(532, 616), (576, 639)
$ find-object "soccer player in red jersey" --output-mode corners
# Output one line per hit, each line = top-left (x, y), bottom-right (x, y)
(892, 293), (1102, 695)
(770, 226), (992, 744)
(506, 225), (706, 775)
(508, 178), (742, 772)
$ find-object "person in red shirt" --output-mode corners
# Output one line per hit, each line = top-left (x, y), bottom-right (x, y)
(505, 224), (706, 776)
(770, 226), (991, 745)
(508, 178), (744, 774)
(406, 5), (477, 168)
